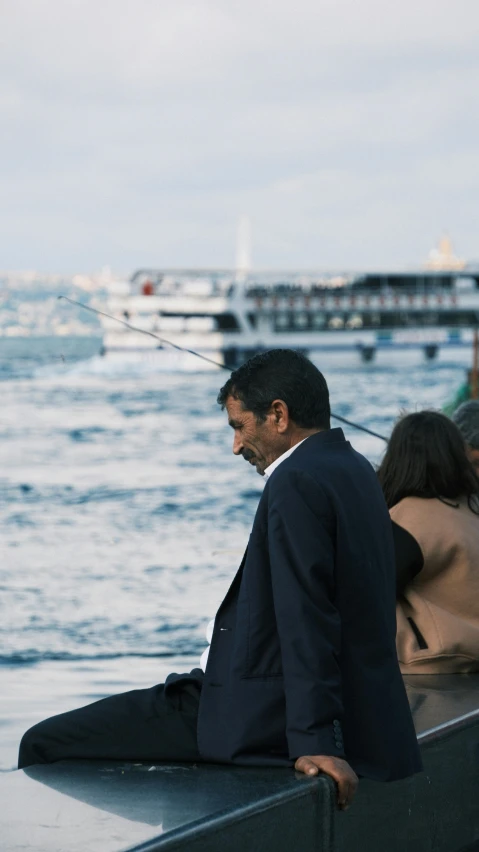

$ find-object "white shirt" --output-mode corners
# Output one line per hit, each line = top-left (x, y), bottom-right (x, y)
(263, 438), (308, 481)
(200, 437), (309, 672)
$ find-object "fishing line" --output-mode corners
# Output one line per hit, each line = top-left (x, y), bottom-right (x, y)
(59, 295), (388, 442)
(58, 296), (230, 372)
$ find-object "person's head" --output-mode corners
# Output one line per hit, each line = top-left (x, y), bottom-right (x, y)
(217, 349), (330, 475)
(452, 400), (479, 475)
(377, 410), (479, 509)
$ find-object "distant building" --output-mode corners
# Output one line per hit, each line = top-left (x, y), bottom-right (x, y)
(425, 235), (466, 271)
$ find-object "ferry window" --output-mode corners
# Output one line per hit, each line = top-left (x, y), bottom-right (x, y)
(346, 314), (363, 329)
(456, 277), (476, 291)
(312, 312), (326, 329)
(436, 311), (476, 326)
(215, 313), (240, 331)
(275, 312), (290, 329)
(359, 276), (381, 290)
(328, 316), (344, 329)
(379, 311), (408, 328)
(359, 312), (396, 328)
(293, 312), (309, 329)
(429, 275), (453, 289)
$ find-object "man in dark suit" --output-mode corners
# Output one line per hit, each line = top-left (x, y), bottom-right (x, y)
(19, 350), (421, 810)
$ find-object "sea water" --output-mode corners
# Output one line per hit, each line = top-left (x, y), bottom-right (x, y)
(0, 337), (467, 769)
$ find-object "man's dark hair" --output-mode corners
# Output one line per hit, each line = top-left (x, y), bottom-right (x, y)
(217, 349), (331, 429)
(377, 410), (479, 511)
(452, 400), (479, 450)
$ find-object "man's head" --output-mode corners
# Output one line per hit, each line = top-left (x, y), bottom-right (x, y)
(217, 349), (330, 475)
(452, 400), (479, 475)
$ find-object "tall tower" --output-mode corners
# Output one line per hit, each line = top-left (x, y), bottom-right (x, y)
(235, 215), (252, 284)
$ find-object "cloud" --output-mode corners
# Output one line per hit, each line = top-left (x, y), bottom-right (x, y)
(1, 0), (478, 271)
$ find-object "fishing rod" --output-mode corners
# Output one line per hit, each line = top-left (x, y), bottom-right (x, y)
(58, 295), (388, 442)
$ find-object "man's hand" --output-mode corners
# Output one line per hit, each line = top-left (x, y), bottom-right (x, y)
(294, 755), (358, 810)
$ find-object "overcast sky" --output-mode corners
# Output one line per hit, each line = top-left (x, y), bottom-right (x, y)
(1, 0), (479, 273)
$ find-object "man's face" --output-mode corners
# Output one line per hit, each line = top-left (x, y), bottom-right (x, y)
(225, 395), (290, 476)
(466, 445), (479, 477)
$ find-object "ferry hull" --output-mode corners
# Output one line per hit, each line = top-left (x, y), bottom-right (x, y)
(100, 327), (477, 369)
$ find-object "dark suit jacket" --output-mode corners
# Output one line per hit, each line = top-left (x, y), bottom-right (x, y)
(170, 428), (422, 780)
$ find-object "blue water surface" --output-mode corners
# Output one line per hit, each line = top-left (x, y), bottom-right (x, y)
(0, 337), (468, 768)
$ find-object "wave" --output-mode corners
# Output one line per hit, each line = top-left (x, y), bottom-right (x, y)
(0, 649), (201, 667)
(34, 349), (221, 379)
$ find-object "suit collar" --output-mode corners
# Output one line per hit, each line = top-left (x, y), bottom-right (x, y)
(293, 427), (347, 455)
(263, 437), (308, 480)
(264, 428), (347, 481)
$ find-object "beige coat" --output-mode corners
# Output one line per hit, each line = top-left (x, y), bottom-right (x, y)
(391, 496), (479, 674)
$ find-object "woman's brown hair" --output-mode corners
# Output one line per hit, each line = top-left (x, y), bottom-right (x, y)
(377, 410), (479, 511)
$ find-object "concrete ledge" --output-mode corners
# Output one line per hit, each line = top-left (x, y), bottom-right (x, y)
(1, 675), (479, 851)
(1, 762), (335, 852)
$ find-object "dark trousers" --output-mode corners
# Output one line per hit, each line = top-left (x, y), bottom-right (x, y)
(18, 677), (202, 769)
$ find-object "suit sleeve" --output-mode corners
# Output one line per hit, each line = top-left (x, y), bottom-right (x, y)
(267, 468), (345, 760)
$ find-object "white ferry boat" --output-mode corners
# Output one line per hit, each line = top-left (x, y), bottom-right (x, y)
(98, 239), (479, 367)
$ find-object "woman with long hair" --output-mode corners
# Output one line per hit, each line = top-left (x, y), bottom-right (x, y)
(377, 410), (479, 673)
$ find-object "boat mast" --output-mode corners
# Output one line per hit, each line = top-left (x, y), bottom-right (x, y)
(235, 215), (252, 289)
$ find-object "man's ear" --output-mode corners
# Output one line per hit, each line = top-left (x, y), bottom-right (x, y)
(270, 399), (289, 433)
